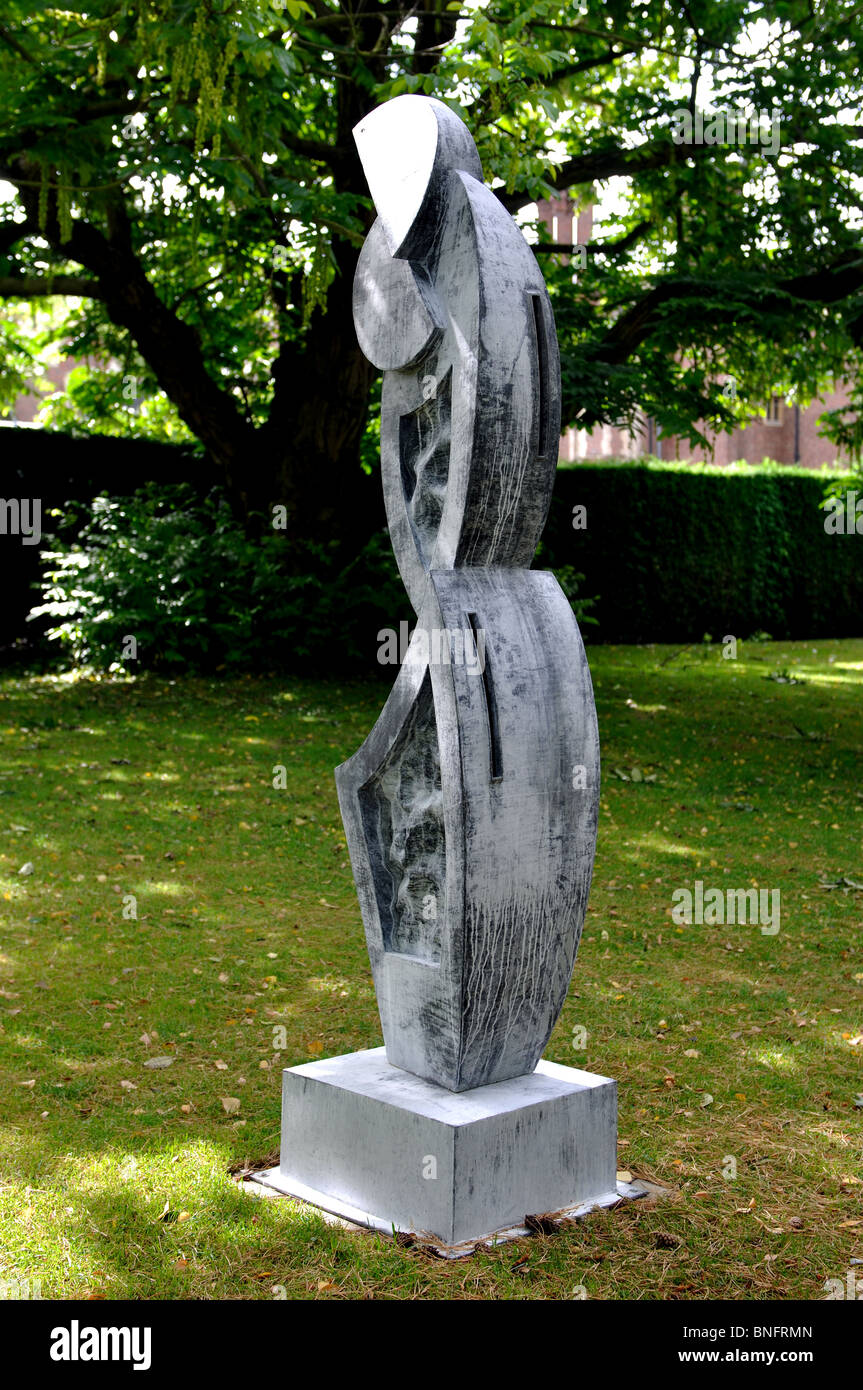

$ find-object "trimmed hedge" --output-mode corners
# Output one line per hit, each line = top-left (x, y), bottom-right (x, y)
(0, 427), (203, 655)
(541, 460), (863, 643)
(3, 428), (861, 661)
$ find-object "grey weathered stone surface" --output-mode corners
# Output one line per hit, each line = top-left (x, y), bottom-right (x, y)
(338, 94), (600, 1092)
(337, 569), (599, 1091)
(258, 1047), (618, 1247)
(352, 95), (562, 615)
(256, 97), (617, 1245)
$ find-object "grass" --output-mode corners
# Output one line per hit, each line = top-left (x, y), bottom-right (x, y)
(0, 637), (861, 1301)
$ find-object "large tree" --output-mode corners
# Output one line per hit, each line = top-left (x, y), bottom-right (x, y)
(1, 0), (863, 548)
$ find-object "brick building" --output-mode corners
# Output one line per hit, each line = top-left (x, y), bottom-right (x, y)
(10, 357), (79, 423)
(537, 198), (855, 471)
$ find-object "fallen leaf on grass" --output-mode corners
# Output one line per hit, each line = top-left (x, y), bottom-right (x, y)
(221, 1097), (241, 1115)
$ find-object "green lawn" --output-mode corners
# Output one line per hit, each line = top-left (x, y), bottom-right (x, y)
(1, 639), (861, 1300)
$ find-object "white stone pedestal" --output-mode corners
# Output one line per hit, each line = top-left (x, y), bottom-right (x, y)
(250, 1047), (622, 1250)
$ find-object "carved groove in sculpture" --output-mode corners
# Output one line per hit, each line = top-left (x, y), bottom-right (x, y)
(337, 95), (600, 1093)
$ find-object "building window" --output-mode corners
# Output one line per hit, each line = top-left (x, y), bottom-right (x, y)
(765, 396), (782, 425)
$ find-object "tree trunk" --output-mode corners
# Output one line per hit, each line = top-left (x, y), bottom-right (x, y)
(260, 235), (380, 553)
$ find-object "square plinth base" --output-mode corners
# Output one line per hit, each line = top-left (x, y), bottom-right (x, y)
(250, 1047), (620, 1249)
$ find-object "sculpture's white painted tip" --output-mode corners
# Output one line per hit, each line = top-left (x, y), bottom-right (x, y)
(353, 95), (482, 258)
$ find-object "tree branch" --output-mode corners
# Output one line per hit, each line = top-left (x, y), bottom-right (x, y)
(0, 274), (102, 298)
(533, 219), (652, 259)
(596, 253), (863, 366)
(497, 137), (711, 213)
(279, 129), (347, 164)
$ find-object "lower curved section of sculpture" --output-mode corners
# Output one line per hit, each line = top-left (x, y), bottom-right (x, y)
(336, 568), (600, 1092)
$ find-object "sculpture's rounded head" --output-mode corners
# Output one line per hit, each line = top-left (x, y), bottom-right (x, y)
(353, 95), (483, 260)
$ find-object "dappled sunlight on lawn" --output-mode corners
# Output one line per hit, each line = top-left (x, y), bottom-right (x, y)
(791, 669), (863, 687)
(617, 831), (700, 861)
(6, 1028), (44, 1052)
(132, 879), (193, 897)
(306, 975), (352, 996)
(753, 1046), (799, 1072)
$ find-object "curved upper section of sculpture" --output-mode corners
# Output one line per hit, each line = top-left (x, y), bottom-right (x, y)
(352, 94), (562, 615)
(353, 95), (483, 262)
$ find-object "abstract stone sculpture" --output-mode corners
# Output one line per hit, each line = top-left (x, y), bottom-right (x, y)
(337, 94), (600, 1092)
(253, 96), (626, 1249)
